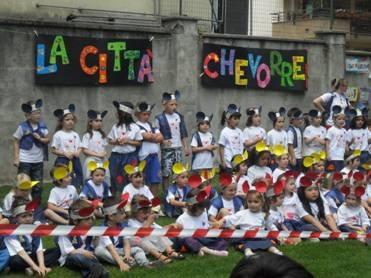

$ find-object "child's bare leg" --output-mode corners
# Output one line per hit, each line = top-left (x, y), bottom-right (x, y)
(44, 209), (69, 225)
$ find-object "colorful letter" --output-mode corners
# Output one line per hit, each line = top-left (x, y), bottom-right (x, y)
(248, 53), (262, 79)
(256, 63), (271, 88)
(220, 48), (235, 76)
(270, 51), (282, 76)
(137, 54), (154, 83)
(203, 52), (219, 79)
(80, 46), (98, 75)
(235, 59), (248, 86)
(49, 35), (69, 65)
(99, 54), (107, 84)
(280, 62), (293, 87)
(107, 42), (126, 71)
(292, 56), (305, 80)
(36, 44), (57, 75)
(124, 50), (140, 80)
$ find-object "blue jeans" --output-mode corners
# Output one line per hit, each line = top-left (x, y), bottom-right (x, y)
(144, 153), (162, 185)
(65, 253), (109, 278)
(109, 151), (138, 194)
(18, 162), (43, 200)
(9, 247), (60, 271)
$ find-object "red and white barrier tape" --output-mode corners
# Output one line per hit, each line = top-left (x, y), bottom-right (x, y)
(0, 224), (370, 240)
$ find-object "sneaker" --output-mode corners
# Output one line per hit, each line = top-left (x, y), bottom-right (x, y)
(244, 248), (254, 257)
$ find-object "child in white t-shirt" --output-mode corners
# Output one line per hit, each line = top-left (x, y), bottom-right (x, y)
(191, 112), (217, 172)
(81, 110), (109, 185)
(347, 109), (370, 164)
(51, 104), (83, 190)
(325, 106), (348, 171)
(267, 107), (288, 148)
(303, 110), (326, 157)
(218, 104), (243, 172)
(271, 146), (289, 183)
(232, 153), (249, 199)
(247, 142), (272, 186)
(243, 107), (266, 151)
(44, 165), (78, 225)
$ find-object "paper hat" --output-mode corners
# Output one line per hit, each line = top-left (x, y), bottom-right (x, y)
(312, 151), (326, 161)
(332, 105), (345, 117)
(113, 101), (134, 115)
(308, 109), (322, 118)
(219, 173), (233, 187)
(349, 171), (365, 183)
(271, 144), (288, 157)
(266, 179), (285, 198)
(51, 164), (72, 180)
(87, 110), (108, 120)
(12, 199), (39, 217)
(196, 112), (213, 123)
(299, 174), (319, 188)
(136, 102), (155, 113)
(288, 108), (303, 120)
(303, 156), (316, 168)
(268, 107), (286, 121)
(188, 174), (204, 189)
(345, 149), (361, 162)
(186, 190), (208, 205)
(21, 99), (43, 113)
(16, 174), (39, 190)
(340, 185), (365, 198)
(88, 160), (109, 172)
(332, 172), (343, 182)
(102, 194), (129, 215)
(54, 104), (75, 119)
(253, 180), (268, 193)
(199, 168), (217, 181)
(255, 141), (270, 153)
(246, 106), (262, 116)
(225, 104), (241, 119)
(124, 160), (146, 175)
(70, 203), (96, 220)
(283, 170), (300, 180)
(172, 162), (189, 176)
(231, 151), (249, 168)
(347, 108), (368, 119)
(132, 197), (161, 212)
(162, 90), (180, 103)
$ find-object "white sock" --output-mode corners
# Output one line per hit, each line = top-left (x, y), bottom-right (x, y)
(244, 248), (254, 257)
(268, 246), (283, 255)
(200, 247), (229, 257)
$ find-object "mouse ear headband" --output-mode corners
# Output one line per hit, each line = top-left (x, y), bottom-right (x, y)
(162, 90), (181, 103)
(113, 101), (133, 115)
(21, 99), (43, 113)
(87, 110), (108, 120)
(54, 104), (75, 119)
(196, 111), (213, 123)
(246, 106), (262, 117)
(225, 104), (241, 119)
(268, 107), (286, 121)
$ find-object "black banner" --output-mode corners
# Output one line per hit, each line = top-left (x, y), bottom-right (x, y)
(35, 35), (153, 85)
(201, 43), (307, 92)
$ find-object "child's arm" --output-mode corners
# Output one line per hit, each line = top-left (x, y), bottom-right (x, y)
(313, 96), (326, 112)
(33, 132), (50, 144)
(219, 145), (226, 168)
(47, 202), (69, 215)
(123, 238), (135, 265)
(107, 244), (130, 272)
(36, 247), (50, 276)
(169, 198), (186, 208)
(82, 148), (106, 159)
(17, 249), (42, 275)
(142, 213), (157, 227)
(13, 138), (20, 167)
(325, 139), (331, 161)
(325, 214), (340, 232)
(288, 144), (296, 166)
(182, 137), (190, 156)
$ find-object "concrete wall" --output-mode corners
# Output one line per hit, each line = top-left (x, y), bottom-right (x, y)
(0, 17), (345, 185)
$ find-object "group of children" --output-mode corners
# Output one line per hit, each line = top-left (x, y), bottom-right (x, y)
(0, 85), (369, 276)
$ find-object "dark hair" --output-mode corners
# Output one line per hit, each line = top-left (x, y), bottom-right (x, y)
(251, 149), (270, 166)
(86, 119), (106, 139)
(116, 102), (135, 129)
(297, 186), (325, 221)
(185, 189), (209, 216)
(197, 121), (211, 129)
(246, 115), (254, 127)
(334, 78), (347, 91)
(230, 252), (313, 278)
(11, 196), (31, 211)
(68, 199), (92, 224)
(221, 112), (241, 126)
(349, 115), (367, 129)
(55, 113), (77, 132)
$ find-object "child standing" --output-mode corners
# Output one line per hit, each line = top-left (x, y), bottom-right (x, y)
(191, 112), (217, 173)
(81, 110), (110, 185)
(267, 108), (287, 148)
(173, 189), (228, 257)
(325, 106), (348, 171)
(219, 104), (244, 173)
(108, 101), (142, 193)
(347, 109), (369, 164)
(303, 110), (326, 157)
(51, 104), (83, 190)
(243, 106), (266, 152)
(155, 91), (189, 190)
(122, 161), (154, 203)
(164, 163), (190, 218)
(287, 108), (304, 171)
(57, 199), (109, 278)
(135, 102), (163, 197)
(5, 197), (60, 276)
(44, 165), (78, 225)
(13, 99), (49, 200)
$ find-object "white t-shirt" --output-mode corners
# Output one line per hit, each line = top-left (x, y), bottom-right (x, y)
(79, 180), (112, 200)
(272, 168), (288, 183)
(107, 123), (143, 153)
(122, 183), (154, 203)
(320, 92), (349, 126)
(81, 131), (108, 155)
(208, 197), (241, 217)
(5, 234), (43, 256)
(127, 218), (162, 229)
(337, 204), (369, 227)
(136, 121), (161, 160)
(224, 209), (275, 230)
(13, 123), (48, 163)
(155, 113), (182, 148)
(303, 125), (326, 156)
(347, 128), (369, 152)
(191, 131), (215, 170)
(243, 126), (267, 149)
(362, 184), (371, 201)
(58, 236), (89, 266)
(267, 129), (288, 148)
(287, 126), (303, 159)
(2, 191), (32, 218)
(176, 211), (209, 229)
(326, 126), (347, 160)
(52, 130), (81, 153)
(296, 201), (331, 220)
(218, 127), (244, 168)
(247, 165), (272, 184)
(282, 193), (300, 221)
(48, 185), (78, 209)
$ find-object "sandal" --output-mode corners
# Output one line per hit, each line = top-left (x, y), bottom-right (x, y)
(156, 253), (172, 264)
(167, 250), (185, 260)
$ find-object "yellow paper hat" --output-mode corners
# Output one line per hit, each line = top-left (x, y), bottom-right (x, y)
(256, 141), (269, 152)
(88, 160), (109, 172)
(303, 156), (315, 168)
(232, 151), (249, 168)
(51, 165), (70, 180)
(124, 161), (146, 175)
(200, 167), (217, 180)
(172, 162), (189, 176)
(345, 149), (361, 162)
(362, 162), (370, 170)
(16, 173), (39, 190)
(311, 151), (326, 161)
(271, 144), (288, 157)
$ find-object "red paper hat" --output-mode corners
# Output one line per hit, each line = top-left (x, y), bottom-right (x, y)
(188, 174), (202, 189)
(284, 170), (300, 179)
(242, 181), (250, 193)
(138, 199), (152, 208)
(78, 206), (95, 217)
(265, 173), (273, 186)
(354, 186), (365, 198)
(274, 179), (285, 195)
(196, 190), (208, 203)
(25, 200), (39, 211)
(353, 172), (364, 182)
(300, 176), (313, 187)
(333, 172), (343, 182)
(204, 184), (212, 196)
(255, 180), (267, 193)
(151, 197), (161, 207)
(340, 185), (350, 196)
(306, 171), (318, 181)
(91, 199), (100, 208)
(219, 173), (232, 187)
(118, 193), (130, 208)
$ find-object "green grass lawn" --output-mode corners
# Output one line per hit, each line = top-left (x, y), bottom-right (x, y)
(1, 184), (371, 278)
